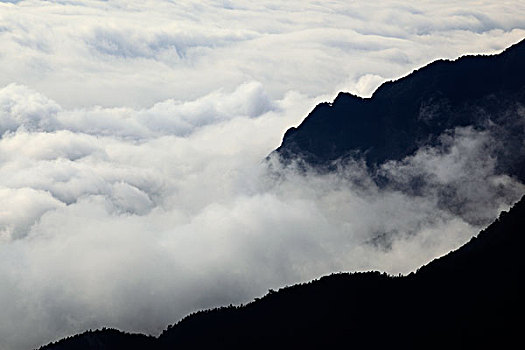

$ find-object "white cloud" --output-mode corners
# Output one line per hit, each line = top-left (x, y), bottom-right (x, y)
(0, 1), (524, 350)
(0, 81), (275, 138)
(0, 187), (64, 241)
(0, 84), (61, 134)
(0, 1), (524, 108)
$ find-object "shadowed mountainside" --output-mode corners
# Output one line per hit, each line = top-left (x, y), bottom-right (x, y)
(40, 195), (525, 349)
(275, 38), (525, 182)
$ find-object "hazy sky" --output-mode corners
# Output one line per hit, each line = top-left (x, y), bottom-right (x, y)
(0, 1), (524, 349)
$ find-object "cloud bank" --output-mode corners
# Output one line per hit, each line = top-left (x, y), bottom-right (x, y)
(1, 0), (524, 108)
(0, 1), (524, 350)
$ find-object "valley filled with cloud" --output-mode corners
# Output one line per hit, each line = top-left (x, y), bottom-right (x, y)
(0, 1), (524, 349)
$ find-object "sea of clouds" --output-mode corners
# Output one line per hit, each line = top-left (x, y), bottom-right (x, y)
(1, 1), (525, 349)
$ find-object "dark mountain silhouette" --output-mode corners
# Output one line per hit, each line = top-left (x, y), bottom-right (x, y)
(40, 195), (525, 349)
(274, 38), (525, 182)
(38, 329), (155, 350)
(38, 40), (525, 349)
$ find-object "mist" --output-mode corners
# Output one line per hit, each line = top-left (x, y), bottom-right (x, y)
(1, 1), (525, 350)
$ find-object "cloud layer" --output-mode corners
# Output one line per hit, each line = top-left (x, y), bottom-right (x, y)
(0, 1), (524, 350)
(1, 1), (524, 108)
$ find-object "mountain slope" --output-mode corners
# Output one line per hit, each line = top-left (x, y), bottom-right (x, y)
(159, 195), (525, 349)
(274, 38), (525, 181)
(42, 197), (525, 350)
(40, 195), (525, 349)
(38, 329), (154, 350)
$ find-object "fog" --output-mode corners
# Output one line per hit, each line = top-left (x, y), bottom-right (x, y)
(0, 1), (524, 349)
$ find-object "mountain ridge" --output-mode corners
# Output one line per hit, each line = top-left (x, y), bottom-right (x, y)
(275, 38), (525, 181)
